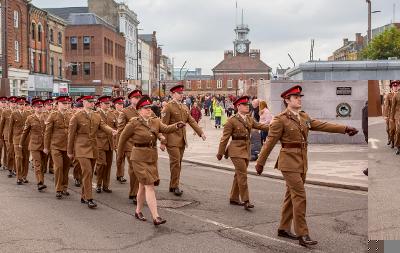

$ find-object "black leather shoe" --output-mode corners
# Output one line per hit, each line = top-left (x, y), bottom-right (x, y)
(396, 148), (400, 155)
(102, 187), (112, 193)
(135, 212), (147, 221)
(128, 195), (138, 205)
(74, 179), (81, 187)
(244, 201), (254, 210)
(173, 188), (183, 196)
(22, 178), (29, 183)
(17, 179), (23, 185)
(117, 176), (127, 183)
(298, 235), (318, 247)
(169, 188), (174, 192)
(81, 198), (87, 204)
(62, 191), (70, 196)
(278, 229), (298, 240)
(7, 171), (13, 178)
(56, 192), (62, 199)
(392, 143), (395, 149)
(229, 200), (245, 206)
(38, 184), (47, 191)
(388, 140), (392, 145)
(87, 199), (97, 209)
(153, 217), (166, 226)
(49, 170), (54, 174)
(96, 186), (102, 193)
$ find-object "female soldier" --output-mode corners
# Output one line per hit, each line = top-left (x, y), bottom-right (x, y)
(117, 96), (185, 226)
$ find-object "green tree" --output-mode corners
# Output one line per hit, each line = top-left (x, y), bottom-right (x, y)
(361, 27), (400, 60)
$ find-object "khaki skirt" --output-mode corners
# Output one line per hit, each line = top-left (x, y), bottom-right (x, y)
(132, 160), (160, 186)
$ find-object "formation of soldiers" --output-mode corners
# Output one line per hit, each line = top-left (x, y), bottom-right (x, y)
(383, 80), (400, 154)
(0, 84), (359, 246)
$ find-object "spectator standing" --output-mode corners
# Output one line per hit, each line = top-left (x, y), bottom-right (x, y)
(259, 100), (273, 144)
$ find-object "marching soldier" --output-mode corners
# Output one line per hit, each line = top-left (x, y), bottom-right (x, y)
(255, 85), (358, 247)
(67, 95), (117, 209)
(44, 96), (74, 199)
(0, 97), (8, 170)
(383, 80), (398, 148)
(117, 96), (185, 226)
(71, 97), (83, 187)
(390, 81), (400, 155)
(9, 97), (32, 185)
(160, 84), (206, 196)
(19, 99), (47, 191)
(95, 95), (118, 193)
(43, 98), (55, 174)
(0, 96), (17, 177)
(216, 96), (269, 210)
(112, 97), (125, 182)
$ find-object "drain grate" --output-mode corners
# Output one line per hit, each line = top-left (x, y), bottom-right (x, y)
(158, 199), (194, 209)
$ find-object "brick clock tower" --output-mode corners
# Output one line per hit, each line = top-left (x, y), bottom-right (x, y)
(233, 21), (250, 56)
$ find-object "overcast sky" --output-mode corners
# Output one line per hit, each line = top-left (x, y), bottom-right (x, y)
(33, 0), (397, 75)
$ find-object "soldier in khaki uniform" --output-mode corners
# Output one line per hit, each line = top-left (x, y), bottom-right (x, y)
(383, 81), (398, 148)
(113, 97), (126, 181)
(19, 99), (47, 191)
(390, 81), (400, 155)
(117, 96), (185, 226)
(71, 97), (83, 187)
(217, 96), (269, 210)
(9, 97), (32, 185)
(161, 85), (206, 196)
(67, 95), (117, 209)
(43, 98), (55, 174)
(255, 85), (358, 247)
(0, 97), (8, 170)
(0, 96), (17, 177)
(44, 96), (74, 199)
(95, 95), (118, 193)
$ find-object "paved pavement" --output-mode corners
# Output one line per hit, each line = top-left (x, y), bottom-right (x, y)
(164, 116), (368, 191)
(0, 155), (367, 252)
(369, 116), (400, 240)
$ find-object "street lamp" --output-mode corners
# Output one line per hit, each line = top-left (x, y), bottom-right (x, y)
(366, 0), (382, 44)
(179, 60), (187, 80)
(158, 44), (164, 97)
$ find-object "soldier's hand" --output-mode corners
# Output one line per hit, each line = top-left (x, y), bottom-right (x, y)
(112, 130), (118, 136)
(176, 122), (186, 128)
(255, 164), (264, 175)
(216, 154), (222, 160)
(201, 133), (207, 141)
(43, 148), (49, 155)
(160, 143), (166, 151)
(345, 126), (358, 136)
(67, 153), (74, 160)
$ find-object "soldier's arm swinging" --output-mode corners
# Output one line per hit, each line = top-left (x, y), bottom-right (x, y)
(309, 118), (346, 134)
(7, 114), (15, 144)
(67, 115), (78, 157)
(256, 117), (284, 168)
(217, 119), (233, 157)
(44, 114), (54, 151)
(19, 118), (31, 146)
(117, 121), (135, 163)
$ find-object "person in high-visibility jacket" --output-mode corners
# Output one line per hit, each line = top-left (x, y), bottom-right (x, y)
(214, 103), (224, 128)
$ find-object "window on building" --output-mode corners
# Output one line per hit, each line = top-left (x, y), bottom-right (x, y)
(83, 62), (90, 75)
(71, 63), (78, 75)
(83, 36), (91, 50)
(31, 23), (36, 40)
(31, 51), (35, 71)
(206, 80), (211, 89)
(138, 65), (142, 74)
(14, 41), (19, 62)
(58, 32), (62, 46)
(38, 53), (42, 73)
(138, 50), (141, 59)
(70, 37), (77, 50)
(49, 29), (54, 43)
(227, 79), (233, 88)
(186, 80), (191, 89)
(50, 57), (54, 75)
(259, 78), (264, 85)
(37, 24), (42, 42)
(217, 79), (222, 89)
(197, 80), (202, 89)
(58, 59), (62, 78)
(13, 10), (19, 28)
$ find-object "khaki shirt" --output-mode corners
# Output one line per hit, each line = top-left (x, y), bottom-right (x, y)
(8, 110), (32, 145)
(20, 113), (46, 151)
(0, 108), (13, 141)
(97, 109), (118, 151)
(44, 110), (73, 151)
(256, 108), (346, 173)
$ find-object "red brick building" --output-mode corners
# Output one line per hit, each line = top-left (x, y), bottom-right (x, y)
(58, 13), (125, 96)
(0, 0), (30, 96)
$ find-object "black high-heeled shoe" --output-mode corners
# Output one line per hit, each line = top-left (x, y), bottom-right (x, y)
(135, 212), (147, 221)
(153, 217), (166, 226)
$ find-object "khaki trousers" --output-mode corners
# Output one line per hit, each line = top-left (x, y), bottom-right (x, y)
(0, 139), (7, 167)
(72, 159), (82, 181)
(5, 141), (14, 171)
(96, 149), (113, 188)
(279, 171), (309, 237)
(126, 151), (139, 197)
(14, 144), (29, 180)
(51, 150), (71, 192)
(388, 118), (396, 144)
(77, 158), (96, 200)
(166, 146), (185, 189)
(31, 150), (45, 184)
(42, 153), (54, 173)
(116, 150), (125, 178)
(230, 158), (250, 202)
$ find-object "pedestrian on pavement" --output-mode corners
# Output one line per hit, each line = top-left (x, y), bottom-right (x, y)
(217, 96), (269, 210)
(255, 85), (358, 247)
(214, 102), (224, 128)
(259, 100), (273, 144)
(384, 80), (399, 148)
(19, 99), (47, 192)
(190, 102), (202, 135)
(67, 95), (117, 209)
(117, 96), (186, 226)
(160, 84), (206, 196)
(362, 101), (368, 176)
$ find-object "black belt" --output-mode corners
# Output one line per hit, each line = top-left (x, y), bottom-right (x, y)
(134, 143), (156, 148)
(232, 136), (248, 140)
(281, 143), (307, 149)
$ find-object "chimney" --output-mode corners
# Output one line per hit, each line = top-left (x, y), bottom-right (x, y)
(224, 50), (233, 59)
(343, 38), (349, 46)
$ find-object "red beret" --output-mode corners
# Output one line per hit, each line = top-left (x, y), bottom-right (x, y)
(136, 95), (152, 110)
(233, 96), (250, 107)
(8, 96), (17, 103)
(390, 80), (400, 87)
(31, 99), (44, 107)
(170, 84), (184, 93)
(281, 85), (304, 99)
(97, 95), (112, 103)
(112, 96), (124, 104)
(44, 98), (54, 105)
(0, 97), (7, 101)
(128, 90), (142, 99)
(16, 97), (27, 104)
(80, 95), (95, 101)
(95, 101), (101, 107)
(55, 96), (72, 103)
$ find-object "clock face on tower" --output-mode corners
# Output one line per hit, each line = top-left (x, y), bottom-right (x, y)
(236, 43), (247, 54)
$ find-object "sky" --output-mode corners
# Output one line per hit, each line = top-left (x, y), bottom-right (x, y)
(32, 0), (397, 75)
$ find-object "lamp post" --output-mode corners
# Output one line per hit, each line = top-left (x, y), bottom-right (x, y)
(157, 44), (164, 97)
(366, 0), (382, 44)
(179, 60), (187, 80)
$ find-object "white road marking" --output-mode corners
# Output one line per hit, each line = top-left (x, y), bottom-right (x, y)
(369, 138), (379, 149)
(166, 208), (327, 253)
